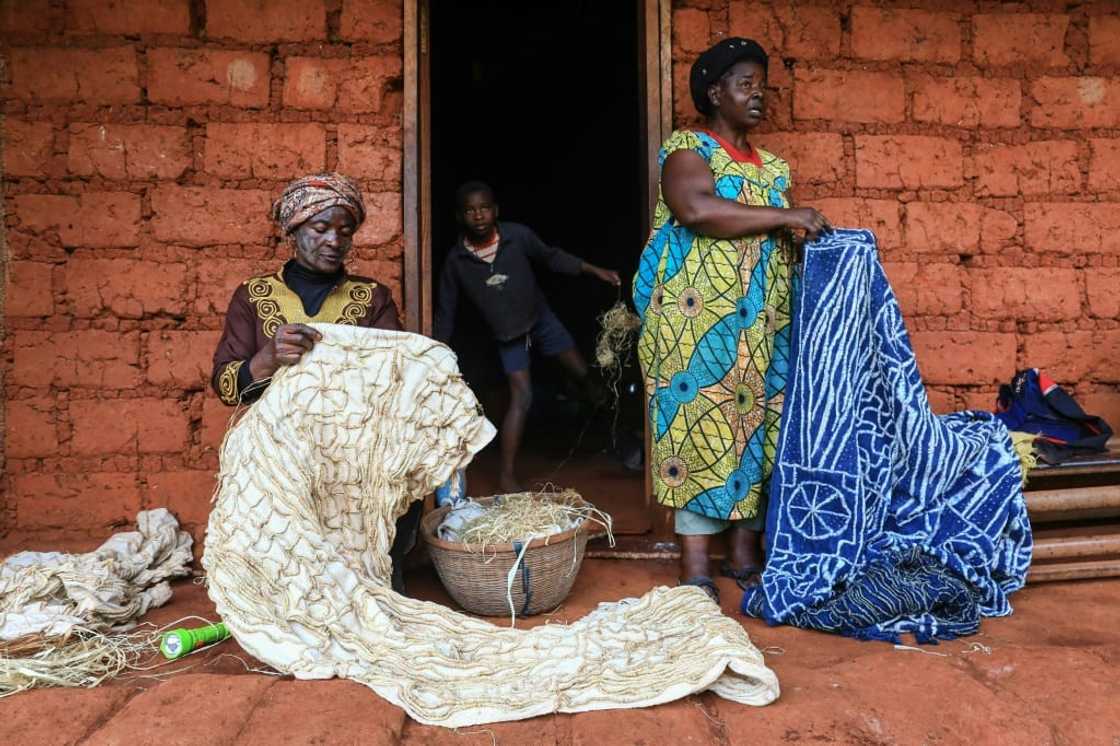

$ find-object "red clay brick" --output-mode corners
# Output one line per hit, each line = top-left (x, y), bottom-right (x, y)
(1080, 389), (1120, 430)
(200, 395), (240, 450)
(71, 398), (188, 455)
(151, 186), (273, 246)
(282, 56), (401, 113)
(206, 0), (324, 42)
(1030, 77), (1120, 129)
(883, 262), (963, 316)
(727, 3), (840, 59)
(147, 48), (270, 108)
(146, 331), (222, 389)
(851, 8), (961, 63)
(910, 331), (1017, 385)
(1021, 330), (1120, 384)
(12, 472), (141, 530)
(1086, 268), (1120, 318)
(8, 47), (139, 104)
(960, 389), (999, 413)
(1088, 139), (1120, 193)
(6, 261), (54, 317)
(973, 14), (1070, 67)
(340, 0), (401, 43)
(204, 123), (326, 179)
(65, 259), (188, 319)
(756, 133), (844, 185)
(926, 388), (959, 415)
(336, 124), (402, 181)
(195, 259), (274, 315)
(352, 192), (401, 246)
(855, 136), (963, 190)
(1025, 203), (1120, 254)
(11, 330), (142, 388)
(812, 198), (902, 249)
(967, 267), (1081, 321)
(5, 398), (59, 459)
(68, 124), (191, 180)
(905, 202), (1018, 255)
(143, 470), (217, 526)
(1, 0), (51, 33)
(911, 77), (1021, 128)
(14, 192), (141, 248)
(67, 0), (188, 34)
(673, 8), (710, 54)
(1090, 16), (1120, 65)
(4, 120), (54, 177)
(794, 69), (904, 124)
(973, 141), (1081, 197)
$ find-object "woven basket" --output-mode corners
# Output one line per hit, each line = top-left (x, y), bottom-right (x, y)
(421, 495), (592, 616)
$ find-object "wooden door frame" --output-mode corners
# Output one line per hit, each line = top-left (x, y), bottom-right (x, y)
(402, 0), (678, 552)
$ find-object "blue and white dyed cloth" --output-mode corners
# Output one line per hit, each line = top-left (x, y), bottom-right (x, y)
(742, 229), (1033, 642)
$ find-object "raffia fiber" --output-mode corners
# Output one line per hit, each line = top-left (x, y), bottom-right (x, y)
(203, 325), (778, 727)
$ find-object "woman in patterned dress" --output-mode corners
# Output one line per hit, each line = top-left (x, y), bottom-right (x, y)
(633, 39), (831, 603)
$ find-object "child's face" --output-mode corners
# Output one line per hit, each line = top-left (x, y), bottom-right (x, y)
(459, 191), (498, 239)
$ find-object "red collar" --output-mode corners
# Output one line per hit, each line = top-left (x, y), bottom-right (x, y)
(699, 129), (762, 166)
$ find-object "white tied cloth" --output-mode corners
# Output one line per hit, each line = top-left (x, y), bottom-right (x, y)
(203, 325), (779, 727)
(0, 509), (193, 640)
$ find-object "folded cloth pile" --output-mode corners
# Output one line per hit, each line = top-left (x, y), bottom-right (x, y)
(204, 326), (779, 727)
(0, 509), (193, 640)
(743, 229), (1033, 642)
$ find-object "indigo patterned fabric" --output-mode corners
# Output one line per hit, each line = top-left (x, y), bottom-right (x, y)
(742, 229), (1033, 642)
(634, 130), (795, 521)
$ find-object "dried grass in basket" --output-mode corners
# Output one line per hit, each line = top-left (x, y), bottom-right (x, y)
(421, 490), (613, 621)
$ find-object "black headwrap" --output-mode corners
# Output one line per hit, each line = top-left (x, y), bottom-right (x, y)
(689, 37), (769, 116)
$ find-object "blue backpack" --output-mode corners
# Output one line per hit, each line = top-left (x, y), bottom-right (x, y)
(994, 368), (1113, 462)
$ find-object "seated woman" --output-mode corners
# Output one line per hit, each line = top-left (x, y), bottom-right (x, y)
(210, 172), (418, 592)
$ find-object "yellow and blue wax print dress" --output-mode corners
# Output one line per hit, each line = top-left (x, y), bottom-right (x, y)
(633, 130), (794, 521)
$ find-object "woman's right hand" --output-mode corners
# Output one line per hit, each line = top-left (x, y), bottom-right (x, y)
(784, 207), (832, 242)
(249, 323), (323, 380)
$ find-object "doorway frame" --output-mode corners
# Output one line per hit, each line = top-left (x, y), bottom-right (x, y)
(402, 0), (677, 551)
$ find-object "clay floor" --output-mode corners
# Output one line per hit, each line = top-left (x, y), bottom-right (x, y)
(1, 551), (1117, 746)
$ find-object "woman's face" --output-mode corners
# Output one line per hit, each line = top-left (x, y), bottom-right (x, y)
(292, 206), (357, 273)
(710, 60), (767, 129)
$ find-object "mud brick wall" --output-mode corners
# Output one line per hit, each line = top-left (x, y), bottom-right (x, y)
(2, 0), (1120, 543)
(0, 0), (404, 541)
(673, 1), (1120, 424)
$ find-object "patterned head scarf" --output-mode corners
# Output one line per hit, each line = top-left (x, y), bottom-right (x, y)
(271, 173), (367, 235)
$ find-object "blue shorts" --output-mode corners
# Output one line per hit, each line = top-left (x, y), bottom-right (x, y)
(497, 306), (576, 374)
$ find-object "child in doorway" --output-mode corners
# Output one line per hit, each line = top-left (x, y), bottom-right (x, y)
(433, 181), (621, 493)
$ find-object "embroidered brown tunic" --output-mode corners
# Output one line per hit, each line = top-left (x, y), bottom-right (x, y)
(211, 261), (402, 406)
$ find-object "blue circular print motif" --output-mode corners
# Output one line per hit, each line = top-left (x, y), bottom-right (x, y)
(736, 296), (762, 329)
(669, 371), (699, 404)
(724, 468), (751, 502)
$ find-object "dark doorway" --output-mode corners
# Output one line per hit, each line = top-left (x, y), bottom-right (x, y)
(428, 0), (650, 533)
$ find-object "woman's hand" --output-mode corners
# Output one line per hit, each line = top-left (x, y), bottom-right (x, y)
(784, 207), (832, 242)
(249, 323), (322, 380)
(585, 264), (622, 287)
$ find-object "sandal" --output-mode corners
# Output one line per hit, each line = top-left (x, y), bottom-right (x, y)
(679, 576), (720, 605)
(720, 561), (763, 590)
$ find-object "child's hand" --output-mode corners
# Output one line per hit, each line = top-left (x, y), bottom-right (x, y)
(590, 266), (621, 287)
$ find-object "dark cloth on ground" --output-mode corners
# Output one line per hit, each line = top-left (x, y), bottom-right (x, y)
(433, 221), (584, 344)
